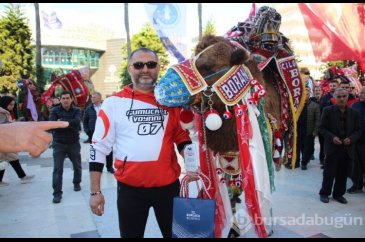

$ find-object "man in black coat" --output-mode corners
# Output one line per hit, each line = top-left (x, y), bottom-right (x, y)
(83, 92), (115, 174)
(319, 88), (362, 204)
(49, 90), (82, 203)
(348, 86), (365, 193)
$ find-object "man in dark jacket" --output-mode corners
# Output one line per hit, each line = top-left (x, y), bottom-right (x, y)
(319, 88), (362, 204)
(296, 87), (320, 170)
(83, 92), (115, 174)
(348, 86), (365, 193)
(49, 90), (82, 204)
(320, 79), (338, 112)
(313, 85), (325, 165)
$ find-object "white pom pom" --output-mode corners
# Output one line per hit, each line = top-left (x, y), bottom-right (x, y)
(276, 138), (281, 147)
(273, 149), (280, 158)
(205, 111), (223, 131)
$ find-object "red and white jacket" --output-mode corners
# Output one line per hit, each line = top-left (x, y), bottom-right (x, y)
(89, 85), (191, 188)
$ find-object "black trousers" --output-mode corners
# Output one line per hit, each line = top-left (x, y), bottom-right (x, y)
(318, 133), (325, 162)
(350, 143), (365, 189)
(296, 130), (315, 166)
(117, 179), (180, 238)
(52, 141), (81, 197)
(319, 146), (351, 198)
(0, 159), (26, 181)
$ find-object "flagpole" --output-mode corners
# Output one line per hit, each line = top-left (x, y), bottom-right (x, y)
(34, 3), (44, 92)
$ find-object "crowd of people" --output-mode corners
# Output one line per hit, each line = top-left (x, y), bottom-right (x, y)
(287, 67), (365, 205)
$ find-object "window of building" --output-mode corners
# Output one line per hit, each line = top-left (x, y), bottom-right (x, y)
(41, 47), (101, 69)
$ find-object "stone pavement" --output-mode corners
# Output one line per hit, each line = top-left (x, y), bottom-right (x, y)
(0, 134), (364, 238)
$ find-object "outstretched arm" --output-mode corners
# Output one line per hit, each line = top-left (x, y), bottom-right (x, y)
(0, 121), (69, 157)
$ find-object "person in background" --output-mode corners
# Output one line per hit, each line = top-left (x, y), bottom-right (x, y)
(319, 78), (339, 166)
(320, 79), (338, 112)
(287, 87), (320, 170)
(335, 79), (359, 107)
(313, 85), (323, 104)
(300, 67), (315, 97)
(89, 47), (195, 238)
(349, 81), (359, 98)
(348, 86), (365, 193)
(49, 90), (82, 204)
(83, 91), (115, 174)
(0, 96), (35, 187)
(319, 88), (362, 204)
(52, 96), (61, 107)
(312, 85), (325, 166)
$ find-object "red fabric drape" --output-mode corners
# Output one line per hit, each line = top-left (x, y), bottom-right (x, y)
(298, 3), (365, 71)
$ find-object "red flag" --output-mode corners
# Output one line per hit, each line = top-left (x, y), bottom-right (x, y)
(245, 3), (258, 22)
(298, 3), (365, 71)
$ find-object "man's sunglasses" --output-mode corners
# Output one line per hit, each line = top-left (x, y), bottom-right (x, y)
(131, 61), (158, 70)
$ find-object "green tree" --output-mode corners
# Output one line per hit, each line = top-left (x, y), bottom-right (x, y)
(120, 22), (169, 87)
(0, 3), (34, 93)
(203, 18), (217, 36)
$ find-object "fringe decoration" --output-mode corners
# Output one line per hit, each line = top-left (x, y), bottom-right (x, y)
(234, 104), (268, 238)
(256, 98), (276, 193)
(195, 112), (230, 238)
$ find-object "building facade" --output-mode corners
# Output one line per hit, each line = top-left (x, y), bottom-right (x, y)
(24, 5), (124, 98)
(269, 3), (325, 80)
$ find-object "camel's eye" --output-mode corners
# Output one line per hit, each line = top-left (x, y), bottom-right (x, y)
(201, 64), (213, 72)
(196, 58), (214, 73)
(196, 59), (213, 72)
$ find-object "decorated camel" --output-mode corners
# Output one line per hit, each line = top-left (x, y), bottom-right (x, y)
(17, 69), (94, 121)
(154, 6), (306, 238)
(41, 69), (92, 111)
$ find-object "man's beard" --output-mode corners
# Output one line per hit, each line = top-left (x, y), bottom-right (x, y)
(136, 78), (156, 87)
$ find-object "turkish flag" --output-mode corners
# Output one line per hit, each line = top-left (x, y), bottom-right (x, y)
(298, 3), (365, 71)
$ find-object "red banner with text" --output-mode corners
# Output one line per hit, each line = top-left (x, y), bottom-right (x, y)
(277, 56), (306, 122)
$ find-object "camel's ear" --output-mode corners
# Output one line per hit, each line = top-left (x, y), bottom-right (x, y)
(230, 48), (250, 65)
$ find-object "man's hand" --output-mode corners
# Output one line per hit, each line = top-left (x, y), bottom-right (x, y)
(89, 194), (105, 216)
(333, 136), (342, 145)
(185, 169), (201, 182)
(0, 121), (69, 157)
(343, 137), (351, 146)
